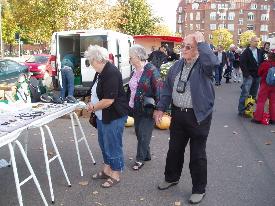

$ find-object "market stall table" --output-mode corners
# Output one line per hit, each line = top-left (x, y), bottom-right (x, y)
(0, 102), (96, 205)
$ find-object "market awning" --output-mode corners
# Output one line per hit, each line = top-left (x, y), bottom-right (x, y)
(133, 35), (183, 43)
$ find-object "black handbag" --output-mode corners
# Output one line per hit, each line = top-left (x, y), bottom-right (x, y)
(89, 112), (97, 128)
(88, 73), (99, 128)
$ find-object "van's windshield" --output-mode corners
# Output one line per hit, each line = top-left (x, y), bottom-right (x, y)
(80, 35), (108, 57)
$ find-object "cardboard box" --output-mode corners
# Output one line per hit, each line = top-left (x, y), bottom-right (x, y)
(74, 109), (83, 117)
(82, 109), (91, 118)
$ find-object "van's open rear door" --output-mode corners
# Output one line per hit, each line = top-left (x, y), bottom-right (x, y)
(79, 33), (107, 86)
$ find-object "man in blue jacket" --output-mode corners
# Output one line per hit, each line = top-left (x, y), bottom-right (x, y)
(154, 31), (218, 204)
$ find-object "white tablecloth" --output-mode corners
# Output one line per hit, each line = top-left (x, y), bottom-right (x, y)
(0, 103), (82, 146)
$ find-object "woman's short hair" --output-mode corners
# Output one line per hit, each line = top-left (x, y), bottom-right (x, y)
(84, 45), (109, 62)
(129, 44), (147, 61)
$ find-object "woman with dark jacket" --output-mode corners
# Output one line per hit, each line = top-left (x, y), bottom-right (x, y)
(85, 45), (128, 188)
(252, 49), (275, 124)
(128, 44), (163, 170)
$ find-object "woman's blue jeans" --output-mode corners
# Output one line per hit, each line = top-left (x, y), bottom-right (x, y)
(96, 116), (127, 171)
(238, 75), (260, 114)
(61, 66), (74, 99)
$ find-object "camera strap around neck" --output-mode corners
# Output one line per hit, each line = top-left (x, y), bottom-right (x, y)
(179, 58), (199, 82)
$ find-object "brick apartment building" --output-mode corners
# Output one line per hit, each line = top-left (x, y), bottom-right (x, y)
(176, 0), (275, 45)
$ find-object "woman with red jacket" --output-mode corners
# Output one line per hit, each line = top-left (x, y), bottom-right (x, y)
(252, 49), (275, 124)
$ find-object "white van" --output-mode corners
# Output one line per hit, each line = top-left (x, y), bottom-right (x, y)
(49, 29), (134, 96)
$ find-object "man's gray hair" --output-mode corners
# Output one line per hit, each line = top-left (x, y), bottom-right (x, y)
(84, 45), (109, 62)
(129, 44), (147, 61)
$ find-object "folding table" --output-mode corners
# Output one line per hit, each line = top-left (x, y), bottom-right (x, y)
(0, 129), (48, 206)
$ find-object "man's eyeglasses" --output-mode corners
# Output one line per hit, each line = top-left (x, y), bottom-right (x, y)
(181, 44), (193, 50)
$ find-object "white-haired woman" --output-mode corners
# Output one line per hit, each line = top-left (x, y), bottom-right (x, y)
(128, 44), (163, 170)
(85, 45), (128, 188)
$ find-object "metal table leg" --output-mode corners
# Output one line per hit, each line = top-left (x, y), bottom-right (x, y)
(70, 112), (96, 177)
(8, 140), (48, 206)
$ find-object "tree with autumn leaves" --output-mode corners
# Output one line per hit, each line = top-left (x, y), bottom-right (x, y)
(0, 0), (172, 47)
(212, 28), (233, 50)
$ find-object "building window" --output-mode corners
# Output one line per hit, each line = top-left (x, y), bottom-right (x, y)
(261, 14), (269, 21)
(260, 25), (268, 32)
(219, 13), (226, 20)
(248, 12), (255, 21)
(238, 28), (242, 35)
(240, 9), (243, 14)
(192, 3), (199, 10)
(196, 24), (200, 30)
(190, 13), (193, 21)
(228, 12), (235, 20)
(196, 12), (200, 20)
(239, 19), (243, 25)
(178, 6), (182, 13)
(211, 3), (216, 9)
(210, 12), (216, 20)
(247, 24), (254, 31)
(228, 24), (234, 31)
(261, 35), (268, 41)
(218, 24), (225, 29)
(178, 15), (182, 23)
(230, 3), (236, 9)
(251, 3), (257, 10)
(190, 24), (193, 30)
(178, 26), (182, 33)
(210, 24), (217, 30)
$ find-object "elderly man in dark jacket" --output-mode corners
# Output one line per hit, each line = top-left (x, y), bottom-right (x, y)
(238, 36), (264, 116)
(153, 32), (218, 204)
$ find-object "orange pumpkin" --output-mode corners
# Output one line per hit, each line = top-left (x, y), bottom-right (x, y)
(156, 115), (171, 130)
(125, 116), (134, 127)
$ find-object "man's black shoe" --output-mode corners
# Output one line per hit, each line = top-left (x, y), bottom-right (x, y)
(269, 120), (275, 125)
(158, 180), (179, 190)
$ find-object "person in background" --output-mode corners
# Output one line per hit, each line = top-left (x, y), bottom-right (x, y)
(252, 48), (275, 124)
(232, 48), (242, 83)
(224, 44), (236, 83)
(60, 54), (77, 100)
(148, 44), (168, 70)
(214, 45), (227, 86)
(261, 42), (270, 60)
(128, 44), (162, 170)
(85, 45), (128, 188)
(238, 36), (264, 117)
(154, 31), (218, 204)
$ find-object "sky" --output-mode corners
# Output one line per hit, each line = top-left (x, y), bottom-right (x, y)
(108, 0), (180, 33)
(147, 0), (180, 33)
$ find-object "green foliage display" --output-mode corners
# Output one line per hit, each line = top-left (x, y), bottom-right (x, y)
(117, 0), (161, 35)
(2, 2), (18, 45)
(1, 0), (163, 45)
(160, 61), (174, 81)
(212, 29), (233, 50)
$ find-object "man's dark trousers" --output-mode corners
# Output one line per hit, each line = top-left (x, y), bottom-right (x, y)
(164, 107), (212, 194)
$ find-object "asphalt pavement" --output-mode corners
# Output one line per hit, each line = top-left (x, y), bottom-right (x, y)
(0, 80), (275, 206)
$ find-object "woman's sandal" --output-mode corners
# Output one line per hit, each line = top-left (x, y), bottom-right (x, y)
(92, 171), (109, 179)
(101, 177), (120, 188)
(132, 161), (144, 171)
